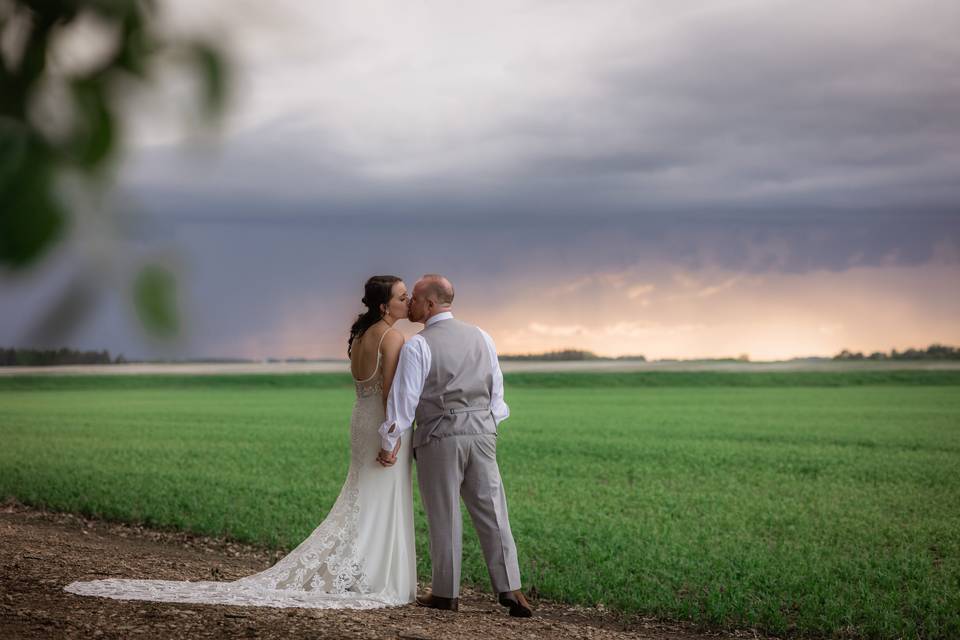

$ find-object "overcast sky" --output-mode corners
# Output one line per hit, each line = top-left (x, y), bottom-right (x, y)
(3, 0), (959, 359)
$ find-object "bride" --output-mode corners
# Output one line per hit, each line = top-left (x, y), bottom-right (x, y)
(64, 275), (417, 609)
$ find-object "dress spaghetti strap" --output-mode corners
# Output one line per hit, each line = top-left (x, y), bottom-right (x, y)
(352, 327), (396, 383)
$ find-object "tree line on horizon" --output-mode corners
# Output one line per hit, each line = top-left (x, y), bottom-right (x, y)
(499, 349), (647, 361)
(0, 348), (127, 367)
(833, 344), (960, 361)
(3, 344), (959, 366)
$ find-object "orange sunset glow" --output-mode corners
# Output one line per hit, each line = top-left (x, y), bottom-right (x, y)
(205, 254), (960, 362)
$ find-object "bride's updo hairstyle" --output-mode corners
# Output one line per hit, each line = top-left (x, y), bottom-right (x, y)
(348, 275), (402, 356)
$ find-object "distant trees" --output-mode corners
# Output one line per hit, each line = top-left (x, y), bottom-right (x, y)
(502, 346), (959, 362)
(499, 350), (646, 361)
(500, 349), (600, 361)
(834, 344), (960, 361)
(11, 345), (954, 365)
(0, 347), (126, 366)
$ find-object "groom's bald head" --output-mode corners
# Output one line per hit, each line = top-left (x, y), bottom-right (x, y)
(408, 274), (454, 323)
(419, 274), (455, 306)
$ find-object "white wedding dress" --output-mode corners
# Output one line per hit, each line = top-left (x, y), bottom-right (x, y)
(64, 348), (417, 609)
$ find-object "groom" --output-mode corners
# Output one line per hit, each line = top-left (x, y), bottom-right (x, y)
(376, 274), (532, 617)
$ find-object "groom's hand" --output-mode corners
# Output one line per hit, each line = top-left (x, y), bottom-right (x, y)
(376, 439), (402, 467)
(377, 448), (396, 467)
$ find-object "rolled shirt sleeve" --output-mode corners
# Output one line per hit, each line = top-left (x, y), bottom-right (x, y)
(479, 328), (510, 425)
(378, 336), (429, 451)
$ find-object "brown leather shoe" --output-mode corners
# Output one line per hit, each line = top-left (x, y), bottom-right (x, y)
(498, 590), (533, 617)
(416, 591), (459, 612)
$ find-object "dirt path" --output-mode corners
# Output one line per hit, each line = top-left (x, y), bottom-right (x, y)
(0, 500), (771, 639)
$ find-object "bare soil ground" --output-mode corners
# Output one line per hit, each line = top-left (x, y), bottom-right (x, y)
(0, 500), (775, 640)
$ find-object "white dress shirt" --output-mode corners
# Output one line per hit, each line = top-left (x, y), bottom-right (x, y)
(378, 312), (510, 452)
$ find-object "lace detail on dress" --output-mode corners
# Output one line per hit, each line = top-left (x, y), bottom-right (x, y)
(232, 466), (370, 597)
(62, 366), (415, 610)
(355, 378), (383, 398)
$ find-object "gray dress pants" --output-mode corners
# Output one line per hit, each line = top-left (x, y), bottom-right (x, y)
(415, 433), (522, 598)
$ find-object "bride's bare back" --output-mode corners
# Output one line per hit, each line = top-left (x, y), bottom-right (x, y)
(350, 322), (405, 410)
(350, 325), (390, 382)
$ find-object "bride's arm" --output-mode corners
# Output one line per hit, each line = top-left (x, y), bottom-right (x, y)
(380, 329), (405, 413)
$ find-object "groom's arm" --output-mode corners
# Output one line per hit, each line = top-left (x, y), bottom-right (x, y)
(378, 336), (429, 453)
(479, 329), (510, 425)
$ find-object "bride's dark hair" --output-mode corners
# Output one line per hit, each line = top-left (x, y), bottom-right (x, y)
(348, 275), (402, 356)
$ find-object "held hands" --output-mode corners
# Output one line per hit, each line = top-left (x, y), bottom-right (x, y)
(376, 438), (402, 467)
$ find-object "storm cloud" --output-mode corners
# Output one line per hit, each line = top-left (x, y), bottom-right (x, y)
(3, 0), (959, 358)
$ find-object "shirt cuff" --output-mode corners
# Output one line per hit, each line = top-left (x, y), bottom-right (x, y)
(379, 421), (399, 451)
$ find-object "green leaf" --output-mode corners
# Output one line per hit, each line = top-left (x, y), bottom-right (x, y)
(68, 78), (116, 167)
(0, 131), (65, 268)
(188, 41), (228, 120)
(0, 117), (30, 191)
(113, 4), (156, 77)
(133, 263), (180, 337)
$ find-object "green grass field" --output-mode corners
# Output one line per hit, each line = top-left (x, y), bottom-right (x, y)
(1, 372), (958, 639)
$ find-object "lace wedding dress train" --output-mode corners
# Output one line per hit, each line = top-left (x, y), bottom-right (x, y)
(64, 369), (417, 609)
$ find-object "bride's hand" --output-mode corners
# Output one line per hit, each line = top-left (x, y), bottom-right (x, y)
(376, 439), (402, 467)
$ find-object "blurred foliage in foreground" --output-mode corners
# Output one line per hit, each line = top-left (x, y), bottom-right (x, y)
(1, 0), (228, 338)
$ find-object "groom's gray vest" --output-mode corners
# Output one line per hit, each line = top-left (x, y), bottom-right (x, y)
(412, 318), (497, 449)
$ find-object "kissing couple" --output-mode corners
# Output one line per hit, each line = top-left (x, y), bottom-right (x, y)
(65, 274), (533, 618)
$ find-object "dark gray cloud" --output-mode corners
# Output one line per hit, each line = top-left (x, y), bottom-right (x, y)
(500, 2), (960, 209)
(114, 0), (960, 273)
